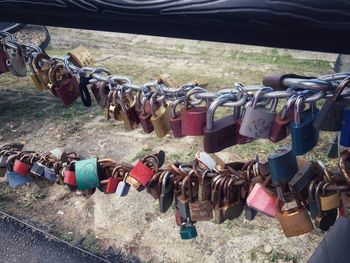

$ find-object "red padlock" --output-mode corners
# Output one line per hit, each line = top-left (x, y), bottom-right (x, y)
(269, 95), (296, 143)
(129, 156), (157, 187)
(170, 97), (184, 138)
(181, 88), (208, 136)
(138, 93), (155, 134)
(0, 46), (9, 74)
(50, 65), (80, 107)
(13, 154), (31, 176)
(104, 167), (123, 194)
(64, 162), (77, 187)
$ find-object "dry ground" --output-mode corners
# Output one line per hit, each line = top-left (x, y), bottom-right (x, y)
(0, 27), (339, 262)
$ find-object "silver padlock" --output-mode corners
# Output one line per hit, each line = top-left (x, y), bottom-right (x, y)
(5, 43), (27, 77)
(195, 151), (216, 170)
(239, 88), (277, 138)
(115, 175), (130, 197)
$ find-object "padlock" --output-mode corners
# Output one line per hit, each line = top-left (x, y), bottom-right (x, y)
(195, 152), (216, 171)
(177, 174), (192, 220)
(75, 158), (99, 190)
(30, 53), (51, 91)
(93, 79), (110, 108)
(340, 107), (350, 147)
(13, 154), (31, 176)
(146, 172), (162, 199)
(239, 88), (277, 138)
(49, 65), (80, 107)
(268, 146), (298, 185)
(319, 183), (341, 211)
(212, 176), (227, 224)
(64, 162), (77, 187)
(170, 97), (184, 138)
(4, 43), (27, 77)
(269, 95), (297, 143)
(232, 83), (257, 144)
(150, 93), (171, 138)
(246, 176), (278, 217)
(179, 220), (198, 240)
(49, 148), (68, 162)
(223, 176), (245, 220)
(307, 180), (319, 219)
(291, 94), (320, 155)
(314, 77), (350, 131)
(6, 154), (33, 188)
(262, 73), (315, 90)
(159, 171), (175, 213)
(158, 74), (179, 88)
(30, 162), (46, 177)
(67, 45), (95, 67)
(276, 196), (314, 237)
(102, 166), (122, 194)
(139, 93), (155, 134)
(181, 87), (208, 136)
(203, 94), (237, 153)
(315, 181), (338, 231)
(129, 157), (156, 187)
(44, 166), (57, 182)
(175, 208), (185, 226)
(189, 171), (213, 221)
(116, 173), (131, 197)
(118, 88), (140, 130)
(196, 169), (213, 202)
(0, 43), (9, 74)
(289, 159), (317, 194)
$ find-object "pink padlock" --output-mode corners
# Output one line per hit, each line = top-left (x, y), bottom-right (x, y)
(246, 176), (278, 217)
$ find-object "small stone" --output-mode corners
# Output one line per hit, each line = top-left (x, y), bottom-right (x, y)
(57, 210), (64, 216)
(264, 245), (272, 254)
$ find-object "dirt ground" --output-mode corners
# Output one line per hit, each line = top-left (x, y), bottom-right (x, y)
(0, 27), (339, 262)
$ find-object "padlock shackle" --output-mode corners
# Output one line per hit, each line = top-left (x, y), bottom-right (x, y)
(293, 94), (306, 125)
(315, 181), (325, 215)
(332, 76), (350, 103)
(205, 93), (237, 130)
(183, 87), (207, 110)
(140, 92), (152, 115)
(171, 96), (185, 118)
(251, 87), (273, 109)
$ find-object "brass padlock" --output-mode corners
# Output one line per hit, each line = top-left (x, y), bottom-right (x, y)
(276, 197), (314, 237)
(67, 45), (95, 67)
(320, 183), (341, 211)
(158, 74), (179, 88)
(30, 53), (51, 91)
(150, 93), (170, 138)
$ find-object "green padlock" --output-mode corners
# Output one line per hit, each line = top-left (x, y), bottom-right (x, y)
(75, 158), (99, 190)
(179, 221), (198, 240)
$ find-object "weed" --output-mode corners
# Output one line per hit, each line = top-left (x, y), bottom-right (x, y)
(132, 146), (153, 162)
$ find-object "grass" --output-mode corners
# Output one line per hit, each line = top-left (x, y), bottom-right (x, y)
(132, 146), (153, 162)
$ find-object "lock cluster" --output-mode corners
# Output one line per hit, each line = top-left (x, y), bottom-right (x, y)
(2, 30), (350, 240)
(1, 143), (350, 240)
(2, 32), (350, 155)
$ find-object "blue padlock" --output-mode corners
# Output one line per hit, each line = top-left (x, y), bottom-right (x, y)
(6, 154), (33, 188)
(44, 166), (57, 182)
(268, 146), (298, 185)
(308, 180), (318, 219)
(291, 95), (319, 155)
(340, 107), (350, 147)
